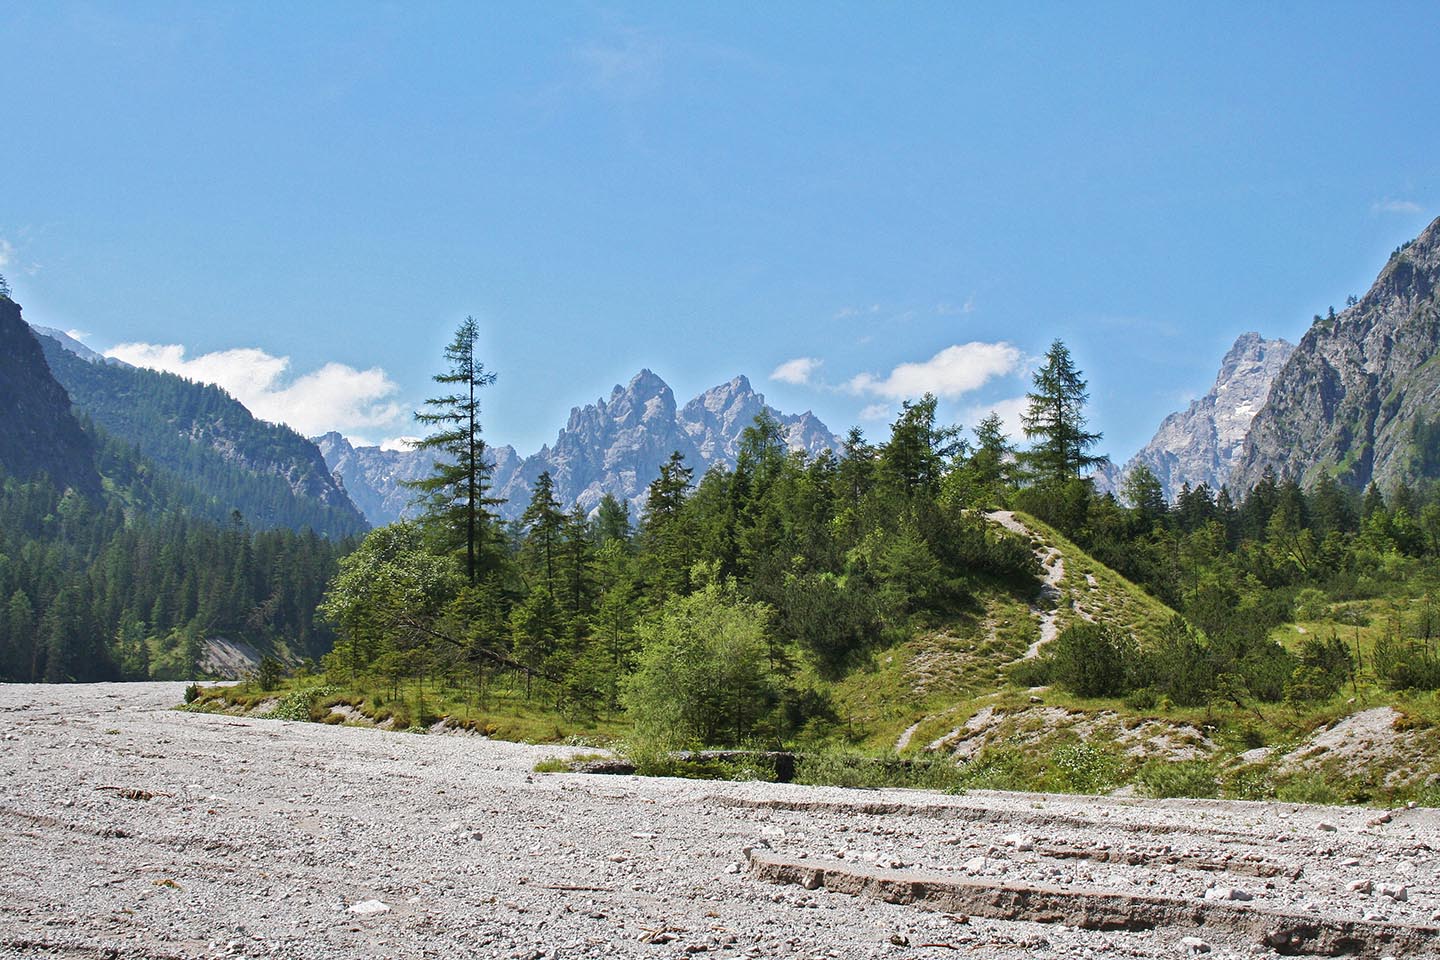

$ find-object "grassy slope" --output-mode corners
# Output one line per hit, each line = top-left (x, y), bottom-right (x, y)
(1011, 511), (1177, 647)
(821, 511), (1181, 753)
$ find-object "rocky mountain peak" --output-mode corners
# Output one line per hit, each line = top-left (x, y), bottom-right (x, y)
(1232, 215), (1440, 494)
(1099, 331), (1294, 501)
(321, 368), (841, 526)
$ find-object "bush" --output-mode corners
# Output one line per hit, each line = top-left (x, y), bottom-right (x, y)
(183, 683), (201, 704)
(256, 655), (284, 691)
(1136, 760), (1218, 799)
(794, 752), (964, 791)
(261, 685), (339, 722)
(957, 746), (1028, 791)
(1225, 767), (1275, 802)
(1050, 623), (1135, 698)
(623, 581), (778, 746)
(1049, 742), (1119, 793)
(1293, 588), (1329, 621)
(1275, 772), (1342, 806)
(1123, 686), (1157, 710)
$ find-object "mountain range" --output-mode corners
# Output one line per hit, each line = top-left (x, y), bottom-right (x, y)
(10, 213), (1439, 535)
(318, 370), (842, 526)
(32, 325), (368, 538)
(1114, 214), (1440, 499)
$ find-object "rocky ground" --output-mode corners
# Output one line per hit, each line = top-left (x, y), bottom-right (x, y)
(2, 684), (1438, 960)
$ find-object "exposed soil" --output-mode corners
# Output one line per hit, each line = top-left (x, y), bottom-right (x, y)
(2, 683), (1438, 959)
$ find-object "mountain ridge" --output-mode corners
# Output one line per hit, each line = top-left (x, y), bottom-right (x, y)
(34, 326), (368, 537)
(0, 299), (101, 497)
(1231, 215), (1440, 494)
(319, 369), (842, 526)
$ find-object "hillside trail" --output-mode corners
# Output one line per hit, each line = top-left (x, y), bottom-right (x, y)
(894, 511), (1065, 753)
(985, 511), (1065, 659)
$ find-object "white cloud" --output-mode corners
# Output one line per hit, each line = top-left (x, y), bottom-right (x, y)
(770, 356), (822, 386)
(848, 341), (1023, 400)
(0, 238), (12, 268)
(961, 395), (1030, 444)
(859, 403), (893, 422)
(104, 341), (404, 438)
(1372, 198), (1422, 215)
(65, 329), (92, 342)
(380, 436), (420, 452)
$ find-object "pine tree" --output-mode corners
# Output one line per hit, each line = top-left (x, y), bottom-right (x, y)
(641, 451), (694, 601)
(408, 317), (501, 585)
(519, 471), (566, 603)
(1020, 340), (1105, 484)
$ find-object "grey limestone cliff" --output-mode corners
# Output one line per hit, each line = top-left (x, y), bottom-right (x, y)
(1100, 333), (1294, 501)
(1231, 215), (1440, 494)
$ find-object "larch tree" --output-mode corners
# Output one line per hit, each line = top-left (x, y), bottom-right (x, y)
(407, 317), (500, 585)
(1020, 339), (1105, 485)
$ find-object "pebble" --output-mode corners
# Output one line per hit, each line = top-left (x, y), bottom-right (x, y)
(347, 899), (390, 915)
(1180, 936), (1211, 955)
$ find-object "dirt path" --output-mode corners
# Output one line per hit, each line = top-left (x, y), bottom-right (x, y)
(893, 719), (923, 752)
(986, 510), (1065, 659)
(3, 684), (1438, 959)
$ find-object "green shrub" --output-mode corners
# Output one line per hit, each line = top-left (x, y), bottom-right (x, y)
(1049, 742), (1119, 793)
(1275, 772), (1342, 806)
(957, 746), (1027, 791)
(1293, 588), (1329, 621)
(260, 685), (339, 722)
(1136, 760), (1218, 799)
(794, 751), (964, 791)
(256, 655), (284, 691)
(1050, 623), (1136, 698)
(183, 683), (201, 704)
(1225, 767), (1275, 801)
(1123, 686), (1158, 710)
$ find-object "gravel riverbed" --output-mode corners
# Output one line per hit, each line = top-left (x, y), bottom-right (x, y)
(1, 683), (1437, 959)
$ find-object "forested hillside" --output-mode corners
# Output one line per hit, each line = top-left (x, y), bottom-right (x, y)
(0, 291), (353, 682)
(37, 332), (368, 538)
(0, 461), (344, 681)
(0, 297), (100, 498)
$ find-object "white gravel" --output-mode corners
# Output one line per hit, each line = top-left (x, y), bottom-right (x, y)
(2, 683), (1438, 959)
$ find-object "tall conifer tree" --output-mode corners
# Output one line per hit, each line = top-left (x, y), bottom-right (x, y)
(408, 317), (500, 584)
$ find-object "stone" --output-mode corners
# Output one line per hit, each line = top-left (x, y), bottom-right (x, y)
(1377, 883), (1408, 902)
(1317, 821), (1337, 832)
(1346, 879), (1372, 895)
(1180, 936), (1211, 956)
(1001, 833), (1034, 852)
(1203, 886), (1252, 902)
(347, 899), (390, 915)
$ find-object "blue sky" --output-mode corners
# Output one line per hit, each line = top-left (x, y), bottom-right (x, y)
(2, 3), (1436, 460)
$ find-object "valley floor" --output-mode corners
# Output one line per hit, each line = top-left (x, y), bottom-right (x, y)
(2, 683), (1438, 959)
